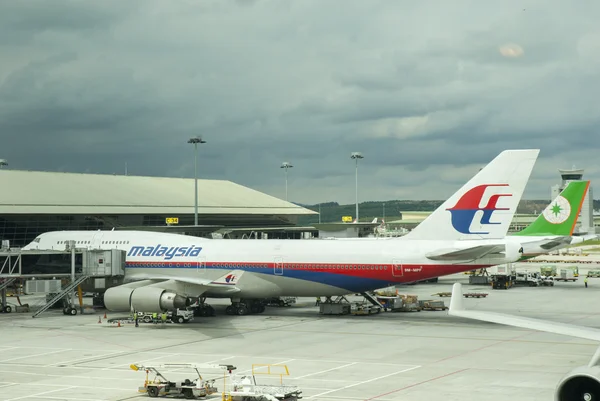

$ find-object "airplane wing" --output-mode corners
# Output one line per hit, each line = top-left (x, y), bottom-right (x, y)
(126, 270), (246, 295)
(448, 282), (600, 342)
(425, 244), (508, 261)
(571, 234), (600, 243)
(537, 236), (573, 250)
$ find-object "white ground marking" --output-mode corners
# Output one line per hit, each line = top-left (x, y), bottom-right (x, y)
(0, 349), (67, 362)
(0, 369), (140, 382)
(5, 385), (76, 401)
(224, 358), (297, 375)
(43, 350), (129, 367)
(35, 397), (108, 401)
(306, 365), (421, 399)
(294, 362), (358, 379)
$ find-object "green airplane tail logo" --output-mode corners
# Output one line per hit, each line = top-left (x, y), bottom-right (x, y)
(516, 180), (589, 236)
(542, 195), (571, 224)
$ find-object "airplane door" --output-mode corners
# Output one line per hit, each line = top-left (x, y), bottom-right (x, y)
(392, 259), (403, 277)
(91, 232), (103, 249)
(197, 255), (206, 274)
(274, 257), (283, 276)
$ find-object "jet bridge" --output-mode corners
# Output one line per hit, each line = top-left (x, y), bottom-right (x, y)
(0, 241), (126, 317)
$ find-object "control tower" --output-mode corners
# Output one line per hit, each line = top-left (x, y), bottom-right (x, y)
(550, 167), (594, 234)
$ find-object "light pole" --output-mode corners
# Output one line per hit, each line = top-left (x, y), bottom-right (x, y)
(0, 159), (7, 169)
(187, 136), (206, 226)
(351, 152), (364, 221)
(280, 162), (293, 201)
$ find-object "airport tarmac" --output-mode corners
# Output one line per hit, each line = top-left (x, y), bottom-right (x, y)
(1, 272), (600, 401)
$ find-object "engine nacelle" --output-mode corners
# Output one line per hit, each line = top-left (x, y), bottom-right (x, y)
(104, 286), (136, 312)
(103, 280), (157, 311)
(130, 286), (191, 312)
(556, 366), (600, 401)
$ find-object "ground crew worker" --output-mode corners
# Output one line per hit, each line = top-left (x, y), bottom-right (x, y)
(161, 312), (167, 325)
(585, 276), (589, 288)
(152, 312), (158, 324)
(134, 311), (139, 327)
(315, 297), (321, 306)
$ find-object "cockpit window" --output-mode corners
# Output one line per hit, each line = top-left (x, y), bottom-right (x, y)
(33, 237), (40, 243)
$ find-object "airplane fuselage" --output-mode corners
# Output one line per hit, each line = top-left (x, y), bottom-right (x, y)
(23, 230), (520, 298)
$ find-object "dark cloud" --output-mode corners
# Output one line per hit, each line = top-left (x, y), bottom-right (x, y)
(1, 0), (599, 204)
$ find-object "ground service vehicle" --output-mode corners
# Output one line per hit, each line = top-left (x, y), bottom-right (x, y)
(136, 309), (194, 324)
(514, 272), (541, 286)
(130, 363), (229, 399)
(555, 268), (577, 282)
(539, 275), (555, 286)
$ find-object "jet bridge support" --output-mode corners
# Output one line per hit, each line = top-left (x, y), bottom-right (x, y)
(32, 275), (90, 317)
(1, 277), (16, 313)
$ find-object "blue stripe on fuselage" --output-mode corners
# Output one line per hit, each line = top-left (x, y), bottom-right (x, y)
(125, 262), (391, 293)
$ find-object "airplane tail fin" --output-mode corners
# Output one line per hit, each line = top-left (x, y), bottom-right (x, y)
(210, 270), (245, 286)
(403, 149), (540, 241)
(515, 180), (590, 237)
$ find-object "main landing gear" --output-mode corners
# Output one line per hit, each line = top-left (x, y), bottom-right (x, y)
(225, 299), (266, 316)
(191, 297), (216, 317)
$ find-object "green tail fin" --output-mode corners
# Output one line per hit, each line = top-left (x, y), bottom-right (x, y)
(515, 180), (590, 236)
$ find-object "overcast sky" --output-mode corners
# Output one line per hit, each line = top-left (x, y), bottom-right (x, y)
(1, 0), (599, 204)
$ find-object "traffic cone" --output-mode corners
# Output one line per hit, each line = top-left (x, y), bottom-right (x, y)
(104, 312), (107, 319)
(98, 316), (102, 324)
(117, 320), (121, 327)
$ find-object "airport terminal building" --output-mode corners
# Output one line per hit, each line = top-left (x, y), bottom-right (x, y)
(0, 169), (317, 247)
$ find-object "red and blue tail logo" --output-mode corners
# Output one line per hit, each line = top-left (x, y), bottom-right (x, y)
(225, 274), (236, 283)
(446, 184), (512, 234)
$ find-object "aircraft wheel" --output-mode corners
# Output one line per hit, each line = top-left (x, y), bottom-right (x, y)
(3, 305), (11, 313)
(147, 386), (159, 397)
(225, 305), (235, 315)
(236, 304), (249, 315)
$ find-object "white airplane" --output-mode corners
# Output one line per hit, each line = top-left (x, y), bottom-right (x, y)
(23, 149), (539, 316)
(449, 282), (600, 401)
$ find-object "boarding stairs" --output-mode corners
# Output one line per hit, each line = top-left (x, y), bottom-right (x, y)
(32, 275), (89, 318)
(0, 277), (16, 292)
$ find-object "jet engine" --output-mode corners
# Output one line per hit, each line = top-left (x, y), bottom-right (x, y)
(555, 366), (600, 401)
(104, 283), (190, 312)
(104, 285), (138, 311)
(130, 286), (190, 312)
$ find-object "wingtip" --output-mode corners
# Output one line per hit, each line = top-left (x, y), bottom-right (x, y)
(448, 283), (464, 314)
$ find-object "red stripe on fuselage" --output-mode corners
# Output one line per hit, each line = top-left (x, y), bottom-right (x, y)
(126, 261), (490, 284)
